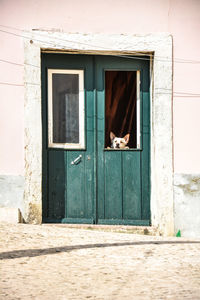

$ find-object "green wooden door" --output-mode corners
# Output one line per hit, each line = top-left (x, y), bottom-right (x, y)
(42, 54), (150, 225)
(95, 56), (150, 225)
(42, 54), (95, 223)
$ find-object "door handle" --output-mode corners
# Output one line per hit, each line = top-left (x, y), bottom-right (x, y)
(71, 155), (82, 165)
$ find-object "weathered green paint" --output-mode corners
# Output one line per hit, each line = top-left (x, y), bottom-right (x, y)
(42, 54), (150, 225)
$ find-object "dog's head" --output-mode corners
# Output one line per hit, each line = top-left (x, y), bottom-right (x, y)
(110, 132), (130, 149)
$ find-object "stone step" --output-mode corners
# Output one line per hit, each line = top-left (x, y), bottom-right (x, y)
(51, 223), (158, 236)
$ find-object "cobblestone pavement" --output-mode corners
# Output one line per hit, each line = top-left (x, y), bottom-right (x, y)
(0, 223), (200, 300)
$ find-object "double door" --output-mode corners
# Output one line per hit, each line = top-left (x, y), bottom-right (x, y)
(42, 53), (150, 225)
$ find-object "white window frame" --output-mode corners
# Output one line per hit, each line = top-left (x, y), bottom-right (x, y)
(105, 69), (141, 150)
(136, 70), (141, 149)
(48, 69), (85, 149)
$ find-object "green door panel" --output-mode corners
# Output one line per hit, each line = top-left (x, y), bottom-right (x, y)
(122, 151), (142, 220)
(105, 151), (123, 219)
(48, 150), (65, 219)
(66, 151), (85, 219)
(42, 53), (150, 225)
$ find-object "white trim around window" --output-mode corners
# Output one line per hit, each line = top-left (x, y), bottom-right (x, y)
(136, 70), (141, 149)
(48, 69), (85, 149)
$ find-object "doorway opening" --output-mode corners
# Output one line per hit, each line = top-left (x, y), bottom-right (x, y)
(42, 53), (150, 225)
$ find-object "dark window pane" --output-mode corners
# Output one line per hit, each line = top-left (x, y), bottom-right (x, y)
(105, 71), (137, 148)
(52, 74), (79, 143)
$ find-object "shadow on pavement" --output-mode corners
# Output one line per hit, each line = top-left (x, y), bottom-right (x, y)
(1, 240), (200, 260)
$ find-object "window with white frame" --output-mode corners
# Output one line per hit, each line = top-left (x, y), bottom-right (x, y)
(48, 69), (85, 149)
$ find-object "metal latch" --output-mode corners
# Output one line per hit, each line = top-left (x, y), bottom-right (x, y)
(71, 155), (82, 165)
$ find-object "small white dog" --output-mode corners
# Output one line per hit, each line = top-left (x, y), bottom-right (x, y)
(109, 132), (130, 149)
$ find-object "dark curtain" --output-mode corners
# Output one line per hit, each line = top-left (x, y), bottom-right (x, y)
(105, 71), (137, 148)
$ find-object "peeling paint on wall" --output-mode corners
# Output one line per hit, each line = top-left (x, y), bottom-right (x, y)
(26, 202), (42, 224)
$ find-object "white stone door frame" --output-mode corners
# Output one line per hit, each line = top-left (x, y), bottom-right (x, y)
(24, 32), (173, 235)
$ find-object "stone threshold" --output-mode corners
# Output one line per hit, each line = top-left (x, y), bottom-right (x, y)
(47, 224), (158, 236)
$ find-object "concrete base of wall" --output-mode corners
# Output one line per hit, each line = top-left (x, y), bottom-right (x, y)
(0, 207), (22, 223)
(174, 173), (200, 238)
(0, 175), (24, 223)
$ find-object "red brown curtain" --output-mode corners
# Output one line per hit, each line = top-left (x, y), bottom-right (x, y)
(105, 71), (137, 148)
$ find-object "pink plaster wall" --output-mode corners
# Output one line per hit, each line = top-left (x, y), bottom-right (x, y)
(0, 0), (200, 174)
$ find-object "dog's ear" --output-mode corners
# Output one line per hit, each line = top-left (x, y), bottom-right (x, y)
(110, 132), (115, 141)
(123, 133), (130, 144)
